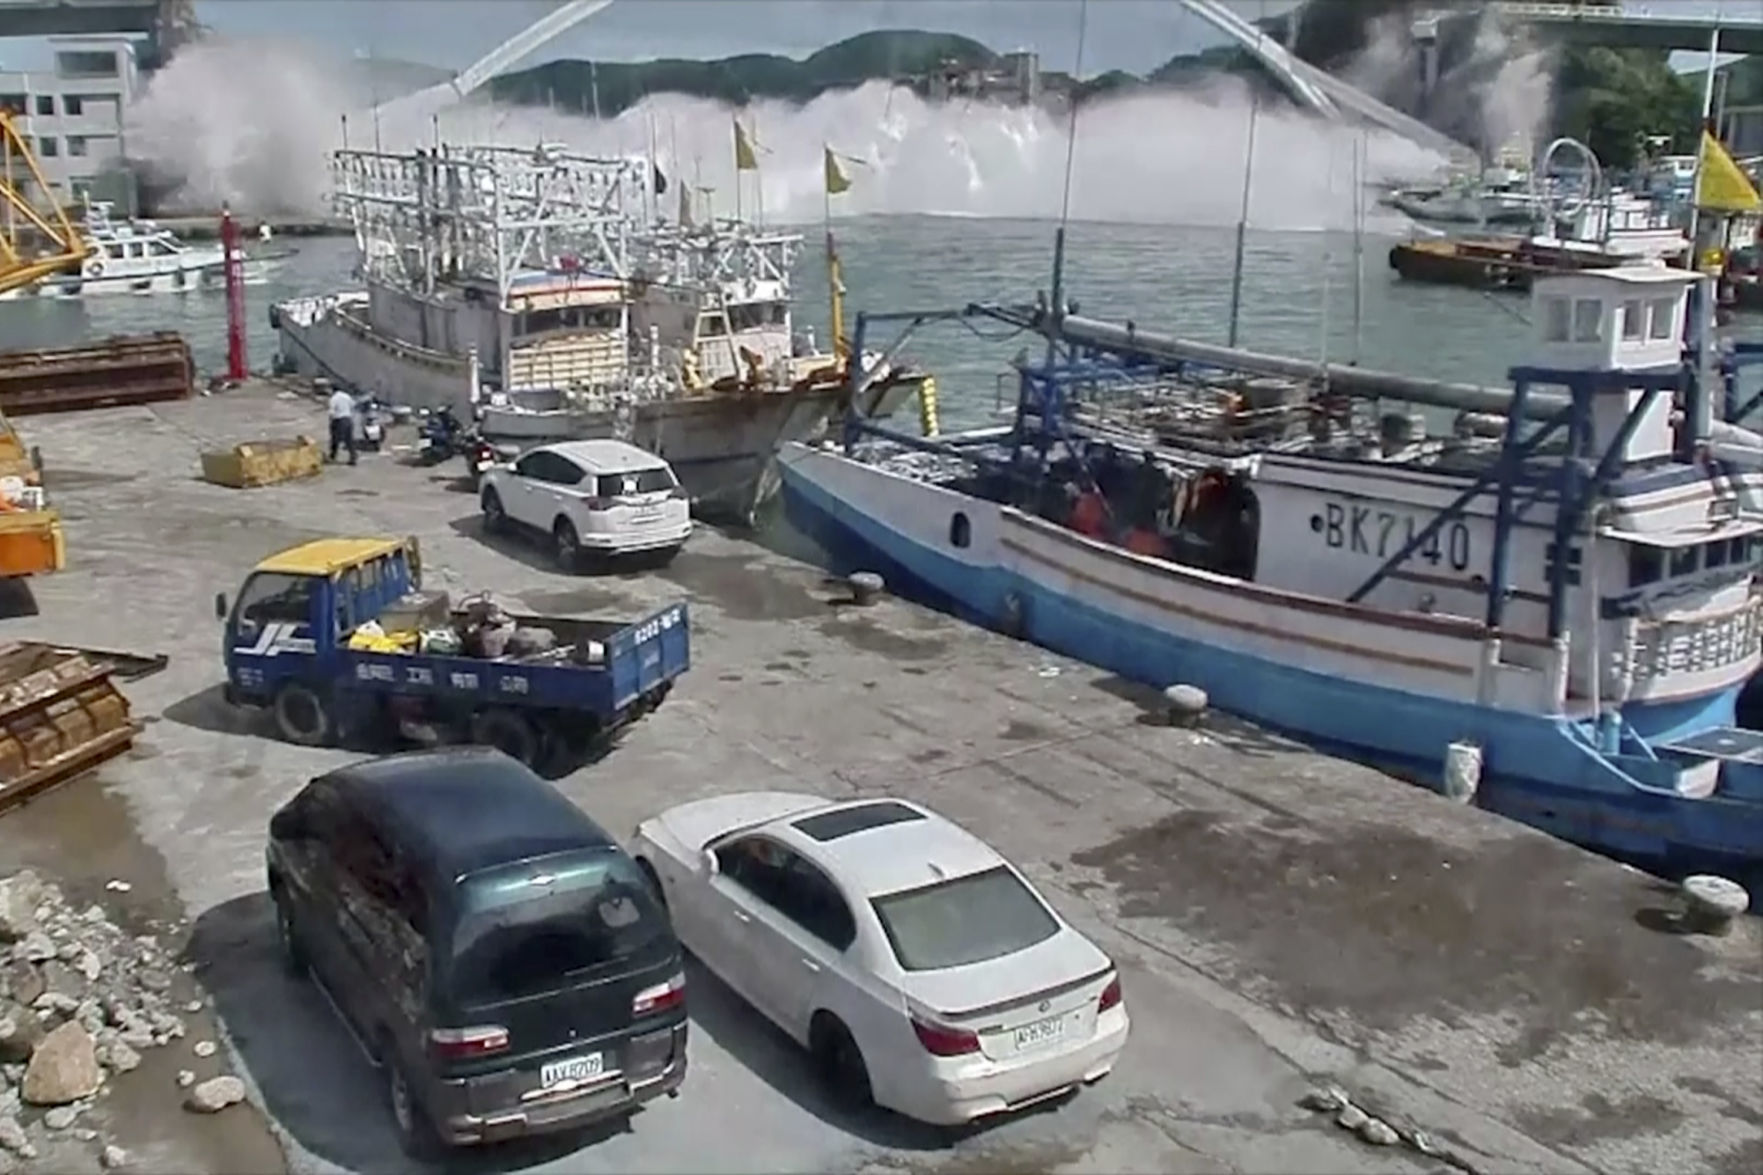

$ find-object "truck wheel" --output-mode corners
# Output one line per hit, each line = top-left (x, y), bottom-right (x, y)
(552, 519), (581, 571)
(273, 683), (333, 747)
(481, 487), (507, 534)
(470, 708), (539, 767)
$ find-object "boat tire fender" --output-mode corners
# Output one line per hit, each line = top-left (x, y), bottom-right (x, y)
(1443, 740), (1482, 805)
(89, 260), (105, 277)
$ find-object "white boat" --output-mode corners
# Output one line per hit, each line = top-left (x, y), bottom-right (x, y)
(0, 202), (283, 300)
(781, 263), (1763, 893)
(272, 141), (926, 522)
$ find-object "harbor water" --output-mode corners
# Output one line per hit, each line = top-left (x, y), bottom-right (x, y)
(0, 216), (1547, 427)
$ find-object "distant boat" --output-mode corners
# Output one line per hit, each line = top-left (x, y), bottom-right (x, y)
(0, 202), (286, 300)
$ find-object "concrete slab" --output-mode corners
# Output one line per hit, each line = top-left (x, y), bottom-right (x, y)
(0, 383), (1758, 1175)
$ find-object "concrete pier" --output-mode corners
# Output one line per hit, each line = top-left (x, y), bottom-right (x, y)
(0, 382), (1757, 1174)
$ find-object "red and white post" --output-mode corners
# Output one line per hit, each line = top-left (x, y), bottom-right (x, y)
(220, 204), (247, 381)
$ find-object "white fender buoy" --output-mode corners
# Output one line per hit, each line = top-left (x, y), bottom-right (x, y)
(1163, 684), (1209, 727)
(1443, 740), (1482, 804)
(1680, 875), (1750, 935)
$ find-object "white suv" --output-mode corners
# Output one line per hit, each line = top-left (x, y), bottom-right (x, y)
(479, 439), (692, 569)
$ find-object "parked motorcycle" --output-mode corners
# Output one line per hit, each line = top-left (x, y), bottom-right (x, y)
(357, 396), (388, 452)
(416, 406), (467, 465)
(467, 434), (521, 488)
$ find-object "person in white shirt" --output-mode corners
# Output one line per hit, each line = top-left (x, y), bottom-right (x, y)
(326, 387), (357, 466)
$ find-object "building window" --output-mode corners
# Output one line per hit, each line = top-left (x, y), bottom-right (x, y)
(1707, 539), (1732, 569)
(63, 95), (83, 117)
(1621, 299), (1643, 340)
(66, 136), (87, 157)
(1629, 545), (1663, 586)
(949, 511), (971, 549)
(1648, 297), (1676, 341)
(1572, 298), (1603, 342)
(0, 94), (24, 115)
(34, 95), (53, 116)
(1669, 544), (1699, 578)
(1542, 296), (1570, 342)
(69, 180), (91, 202)
(37, 137), (57, 158)
(56, 51), (119, 79)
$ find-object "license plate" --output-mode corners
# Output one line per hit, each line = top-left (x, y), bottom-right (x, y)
(1013, 1015), (1066, 1051)
(540, 1053), (604, 1088)
(634, 504), (662, 519)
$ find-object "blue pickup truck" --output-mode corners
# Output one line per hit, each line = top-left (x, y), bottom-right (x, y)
(216, 536), (688, 768)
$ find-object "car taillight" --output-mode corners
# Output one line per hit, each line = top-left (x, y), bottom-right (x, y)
(583, 497), (611, 511)
(668, 487), (688, 500)
(428, 1025), (509, 1060)
(911, 1017), (980, 1057)
(633, 971), (686, 1017)
(1098, 975), (1123, 1013)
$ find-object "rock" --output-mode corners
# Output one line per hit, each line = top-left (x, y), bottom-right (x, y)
(0, 1116), (27, 1154)
(1410, 1130), (1440, 1156)
(1358, 1117), (1400, 1146)
(101, 1144), (128, 1169)
(133, 969), (170, 994)
(96, 1040), (139, 1075)
(1335, 1104), (1369, 1131)
(846, 571), (885, 605)
(183, 1001), (202, 1015)
(14, 934), (54, 965)
(102, 881), (130, 894)
(0, 875), (42, 942)
(75, 951), (101, 984)
(184, 1075), (245, 1114)
(0, 965), (40, 1009)
(191, 1040), (216, 1059)
(0, 1011), (42, 1064)
(20, 1023), (101, 1105)
(1163, 683), (1209, 726)
(116, 1027), (153, 1053)
(38, 961), (83, 1002)
(174, 1070), (194, 1089)
(1300, 1085), (1349, 1113)
(42, 1105), (77, 1130)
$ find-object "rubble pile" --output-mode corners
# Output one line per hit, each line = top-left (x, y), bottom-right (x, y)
(0, 869), (239, 1169)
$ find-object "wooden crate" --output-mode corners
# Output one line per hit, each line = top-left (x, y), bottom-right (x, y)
(201, 437), (323, 489)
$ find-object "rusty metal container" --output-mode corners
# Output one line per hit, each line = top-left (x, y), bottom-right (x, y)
(0, 643), (137, 813)
(0, 333), (194, 417)
(200, 436), (323, 489)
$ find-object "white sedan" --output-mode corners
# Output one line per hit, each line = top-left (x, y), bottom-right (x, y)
(630, 792), (1129, 1125)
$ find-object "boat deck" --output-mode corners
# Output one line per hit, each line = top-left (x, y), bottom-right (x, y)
(2, 381), (1758, 1174)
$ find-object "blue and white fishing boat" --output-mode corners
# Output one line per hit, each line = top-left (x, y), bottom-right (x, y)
(778, 245), (1763, 897)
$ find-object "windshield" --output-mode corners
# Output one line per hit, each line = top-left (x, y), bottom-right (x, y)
(447, 850), (666, 1007)
(871, 865), (1059, 972)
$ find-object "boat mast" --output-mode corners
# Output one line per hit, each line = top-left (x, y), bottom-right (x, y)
(1225, 1), (1266, 349)
(1352, 129), (1366, 365)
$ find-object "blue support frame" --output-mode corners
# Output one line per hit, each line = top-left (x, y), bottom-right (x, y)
(1723, 341), (1763, 424)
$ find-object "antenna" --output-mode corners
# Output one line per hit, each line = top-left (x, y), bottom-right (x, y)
(1225, 0), (1267, 349)
(1048, 0), (1090, 322)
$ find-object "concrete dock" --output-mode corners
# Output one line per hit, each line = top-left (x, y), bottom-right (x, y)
(0, 382), (1758, 1175)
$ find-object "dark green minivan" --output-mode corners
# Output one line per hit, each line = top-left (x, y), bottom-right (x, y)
(265, 746), (687, 1156)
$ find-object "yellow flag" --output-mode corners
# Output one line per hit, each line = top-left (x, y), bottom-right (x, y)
(1695, 129), (1761, 214)
(824, 146), (852, 196)
(733, 119), (758, 172)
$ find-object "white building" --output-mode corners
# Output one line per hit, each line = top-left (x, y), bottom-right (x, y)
(0, 35), (141, 214)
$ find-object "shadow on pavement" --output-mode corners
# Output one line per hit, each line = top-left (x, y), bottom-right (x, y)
(187, 891), (626, 1174)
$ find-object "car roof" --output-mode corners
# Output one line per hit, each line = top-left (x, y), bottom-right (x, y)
(766, 799), (1006, 899)
(542, 439), (667, 474)
(326, 747), (616, 882)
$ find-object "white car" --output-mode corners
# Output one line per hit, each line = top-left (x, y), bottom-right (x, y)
(631, 792), (1128, 1126)
(479, 439), (691, 568)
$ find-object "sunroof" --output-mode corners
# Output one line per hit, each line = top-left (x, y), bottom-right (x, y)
(794, 801), (926, 843)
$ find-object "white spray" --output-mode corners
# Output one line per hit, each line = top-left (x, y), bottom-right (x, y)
(124, 36), (1446, 232)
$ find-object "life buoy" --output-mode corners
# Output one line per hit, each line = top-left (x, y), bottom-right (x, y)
(89, 260), (105, 277)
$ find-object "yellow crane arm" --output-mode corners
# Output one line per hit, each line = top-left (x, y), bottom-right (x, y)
(0, 111), (89, 295)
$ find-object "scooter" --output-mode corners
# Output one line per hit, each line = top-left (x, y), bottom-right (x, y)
(357, 397), (388, 452)
(467, 433), (521, 488)
(416, 405), (466, 465)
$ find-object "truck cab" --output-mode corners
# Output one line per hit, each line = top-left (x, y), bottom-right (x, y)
(219, 536), (688, 768)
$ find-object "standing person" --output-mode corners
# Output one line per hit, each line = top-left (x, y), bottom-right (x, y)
(326, 384), (358, 466)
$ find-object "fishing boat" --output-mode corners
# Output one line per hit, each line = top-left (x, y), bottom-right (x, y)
(0, 202), (283, 300)
(779, 251), (1763, 896)
(272, 140), (926, 522)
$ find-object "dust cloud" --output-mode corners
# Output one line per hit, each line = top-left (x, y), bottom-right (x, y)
(125, 35), (1447, 231)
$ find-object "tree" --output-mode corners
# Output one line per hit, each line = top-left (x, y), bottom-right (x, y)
(1553, 47), (1700, 169)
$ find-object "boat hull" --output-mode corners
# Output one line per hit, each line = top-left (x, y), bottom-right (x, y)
(778, 442), (1763, 893)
